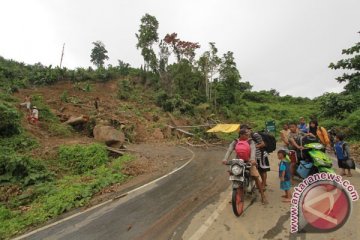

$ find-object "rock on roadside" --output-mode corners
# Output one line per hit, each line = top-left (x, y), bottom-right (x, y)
(93, 125), (125, 147)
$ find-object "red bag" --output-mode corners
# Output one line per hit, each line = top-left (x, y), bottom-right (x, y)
(235, 140), (250, 161)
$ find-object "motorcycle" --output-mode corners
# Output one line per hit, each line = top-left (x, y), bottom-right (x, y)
(226, 159), (256, 217)
(291, 139), (335, 179)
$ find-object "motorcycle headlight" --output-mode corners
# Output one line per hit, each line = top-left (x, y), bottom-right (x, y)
(231, 164), (243, 175)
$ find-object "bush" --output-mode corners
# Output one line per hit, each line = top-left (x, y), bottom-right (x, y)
(0, 133), (38, 153)
(117, 79), (133, 100)
(242, 91), (267, 102)
(0, 154), (134, 239)
(0, 151), (53, 186)
(344, 109), (360, 139)
(60, 90), (69, 103)
(58, 144), (109, 174)
(0, 102), (21, 137)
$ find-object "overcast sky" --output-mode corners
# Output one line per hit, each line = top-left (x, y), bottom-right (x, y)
(0, 0), (359, 98)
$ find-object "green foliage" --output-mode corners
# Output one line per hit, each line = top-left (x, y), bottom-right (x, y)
(0, 152), (53, 186)
(117, 79), (133, 100)
(48, 123), (72, 137)
(343, 109), (360, 138)
(117, 60), (131, 76)
(0, 154), (133, 239)
(167, 60), (204, 102)
(90, 41), (109, 68)
(136, 13), (159, 72)
(0, 133), (38, 153)
(315, 92), (356, 119)
(60, 90), (69, 103)
(0, 91), (16, 102)
(0, 102), (21, 137)
(155, 91), (194, 115)
(58, 144), (109, 174)
(217, 51), (241, 104)
(329, 34), (360, 93)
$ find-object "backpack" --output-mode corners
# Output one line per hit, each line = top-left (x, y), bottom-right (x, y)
(235, 140), (250, 161)
(341, 142), (349, 160)
(257, 131), (277, 153)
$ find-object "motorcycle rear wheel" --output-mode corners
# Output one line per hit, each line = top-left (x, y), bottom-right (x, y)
(232, 187), (245, 217)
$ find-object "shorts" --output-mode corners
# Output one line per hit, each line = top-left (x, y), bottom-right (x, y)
(338, 159), (349, 169)
(250, 165), (260, 177)
(257, 153), (270, 172)
(280, 181), (291, 191)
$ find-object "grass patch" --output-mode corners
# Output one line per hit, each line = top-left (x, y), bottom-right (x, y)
(58, 144), (109, 174)
(0, 154), (134, 239)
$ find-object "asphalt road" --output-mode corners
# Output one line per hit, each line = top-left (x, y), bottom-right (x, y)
(15, 146), (360, 240)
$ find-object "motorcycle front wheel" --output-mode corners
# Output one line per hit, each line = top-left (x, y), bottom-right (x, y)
(232, 187), (244, 217)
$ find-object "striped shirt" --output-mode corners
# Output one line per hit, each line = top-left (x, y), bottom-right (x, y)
(251, 132), (263, 160)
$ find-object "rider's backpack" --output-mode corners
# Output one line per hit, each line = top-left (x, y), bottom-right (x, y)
(258, 131), (277, 153)
(235, 140), (250, 161)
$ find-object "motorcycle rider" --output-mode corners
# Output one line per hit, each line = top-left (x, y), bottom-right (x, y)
(222, 128), (268, 205)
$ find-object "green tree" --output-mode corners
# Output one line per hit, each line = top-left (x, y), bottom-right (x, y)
(315, 92), (357, 119)
(136, 14), (159, 72)
(217, 51), (241, 104)
(329, 33), (360, 93)
(167, 60), (203, 101)
(197, 42), (221, 102)
(90, 41), (109, 68)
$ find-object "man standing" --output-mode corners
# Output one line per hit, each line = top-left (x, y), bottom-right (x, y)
(242, 125), (270, 190)
(20, 95), (31, 114)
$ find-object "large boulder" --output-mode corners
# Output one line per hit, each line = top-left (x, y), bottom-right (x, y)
(93, 125), (125, 147)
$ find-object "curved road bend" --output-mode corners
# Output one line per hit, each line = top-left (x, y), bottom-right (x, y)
(18, 147), (229, 240)
(16, 147), (360, 240)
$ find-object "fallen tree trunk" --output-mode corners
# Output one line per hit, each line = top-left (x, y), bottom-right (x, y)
(64, 115), (89, 125)
(106, 147), (125, 156)
(167, 125), (194, 136)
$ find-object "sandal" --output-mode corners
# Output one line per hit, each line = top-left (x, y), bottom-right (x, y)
(347, 173), (352, 177)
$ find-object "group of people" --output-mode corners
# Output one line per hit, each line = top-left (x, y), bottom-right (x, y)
(20, 95), (39, 124)
(280, 117), (353, 178)
(222, 117), (354, 205)
(222, 124), (270, 205)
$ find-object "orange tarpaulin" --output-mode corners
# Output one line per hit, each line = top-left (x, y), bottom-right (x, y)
(207, 124), (240, 133)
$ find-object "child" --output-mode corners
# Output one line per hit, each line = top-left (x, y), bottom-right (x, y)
(278, 150), (291, 202)
(335, 133), (352, 177)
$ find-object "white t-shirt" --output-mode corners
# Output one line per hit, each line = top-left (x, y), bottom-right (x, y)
(32, 109), (39, 119)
